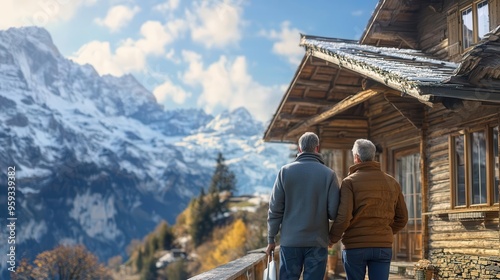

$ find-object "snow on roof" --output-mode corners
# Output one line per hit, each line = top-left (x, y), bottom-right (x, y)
(301, 35), (458, 92)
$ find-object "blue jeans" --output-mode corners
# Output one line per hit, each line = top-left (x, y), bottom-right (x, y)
(279, 246), (327, 280)
(342, 247), (392, 280)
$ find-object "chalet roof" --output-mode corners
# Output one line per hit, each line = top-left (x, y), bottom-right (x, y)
(263, 34), (500, 143)
(264, 1), (500, 145)
(360, 0), (422, 48)
(301, 35), (457, 103)
(447, 25), (500, 88)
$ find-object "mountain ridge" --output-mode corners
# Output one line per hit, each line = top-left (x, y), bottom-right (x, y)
(0, 26), (291, 268)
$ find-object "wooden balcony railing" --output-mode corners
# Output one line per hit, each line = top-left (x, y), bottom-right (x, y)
(188, 247), (279, 280)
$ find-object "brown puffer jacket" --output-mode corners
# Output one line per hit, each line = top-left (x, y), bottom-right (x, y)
(329, 161), (408, 249)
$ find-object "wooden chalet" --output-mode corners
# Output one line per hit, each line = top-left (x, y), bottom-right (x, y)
(264, 0), (500, 278)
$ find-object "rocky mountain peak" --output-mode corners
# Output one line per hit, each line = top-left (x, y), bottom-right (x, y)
(0, 27), (291, 272)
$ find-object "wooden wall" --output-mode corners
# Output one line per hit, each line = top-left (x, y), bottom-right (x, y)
(425, 102), (500, 257)
(366, 94), (421, 173)
(418, 0), (500, 62)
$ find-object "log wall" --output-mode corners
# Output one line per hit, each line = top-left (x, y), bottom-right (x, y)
(418, 0), (500, 61)
(425, 102), (500, 279)
(367, 95), (421, 172)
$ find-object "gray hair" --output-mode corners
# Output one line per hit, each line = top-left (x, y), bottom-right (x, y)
(298, 132), (319, 152)
(352, 139), (376, 162)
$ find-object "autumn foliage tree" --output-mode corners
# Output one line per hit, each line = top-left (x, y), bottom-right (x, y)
(201, 219), (248, 271)
(13, 244), (111, 280)
(186, 153), (237, 246)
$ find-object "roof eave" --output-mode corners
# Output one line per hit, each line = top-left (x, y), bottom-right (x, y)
(419, 85), (500, 102)
(308, 48), (433, 106)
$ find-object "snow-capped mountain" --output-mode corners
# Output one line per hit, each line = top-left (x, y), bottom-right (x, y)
(0, 26), (291, 267)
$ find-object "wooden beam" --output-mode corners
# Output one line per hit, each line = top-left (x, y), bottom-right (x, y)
(295, 79), (330, 89)
(284, 89), (380, 138)
(384, 93), (424, 129)
(286, 97), (338, 107)
(420, 85), (500, 102)
(368, 31), (417, 48)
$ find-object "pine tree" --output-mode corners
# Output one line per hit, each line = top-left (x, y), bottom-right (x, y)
(157, 220), (174, 250)
(209, 152), (236, 193)
(136, 250), (144, 272)
(190, 189), (207, 246)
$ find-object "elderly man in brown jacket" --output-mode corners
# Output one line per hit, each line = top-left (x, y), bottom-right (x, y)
(329, 139), (408, 280)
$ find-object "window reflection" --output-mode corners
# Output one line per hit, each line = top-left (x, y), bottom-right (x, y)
(494, 127), (499, 204)
(471, 131), (486, 204)
(462, 7), (473, 49)
(397, 153), (421, 225)
(461, 0), (490, 50)
(454, 135), (466, 206)
(477, 1), (489, 40)
(322, 149), (352, 184)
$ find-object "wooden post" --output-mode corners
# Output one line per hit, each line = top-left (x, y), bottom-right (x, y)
(420, 115), (429, 260)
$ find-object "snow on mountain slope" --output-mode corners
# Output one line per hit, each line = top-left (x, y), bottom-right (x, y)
(0, 26), (291, 269)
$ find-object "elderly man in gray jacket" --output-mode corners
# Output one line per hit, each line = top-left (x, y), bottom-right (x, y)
(266, 132), (340, 280)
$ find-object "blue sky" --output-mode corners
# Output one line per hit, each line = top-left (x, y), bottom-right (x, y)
(5, 0), (378, 122)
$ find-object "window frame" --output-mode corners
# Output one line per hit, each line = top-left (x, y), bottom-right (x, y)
(460, 0), (490, 51)
(450, 125), (499, 209)
(394, 147), (422, 222)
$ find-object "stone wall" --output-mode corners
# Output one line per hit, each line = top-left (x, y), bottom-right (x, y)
(430, 249), (500, 279)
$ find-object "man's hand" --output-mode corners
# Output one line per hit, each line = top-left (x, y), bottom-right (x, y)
(266, 243), (276, 257)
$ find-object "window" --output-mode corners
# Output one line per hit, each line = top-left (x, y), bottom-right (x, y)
(450, 126), (499, 208)
(397, 152), (422, 225)
(322, 149), (353, 181)
(394, 149), (422, 261)
(461, 0), (490, 49)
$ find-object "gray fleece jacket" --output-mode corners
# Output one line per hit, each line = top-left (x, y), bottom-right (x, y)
(267, 152), (340, 248)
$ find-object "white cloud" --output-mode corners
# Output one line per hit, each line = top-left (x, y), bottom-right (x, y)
(94, 5), (140, 32)
(351, 10), (364, 16)
(71, 20), (183, 76)
(261, 21), (303, 66)
(134, 21), (174, 55)
(187, 0), (244, 48)
(153, 78), (191, 104)
(182, 50), (283, 122)
(0, 0), (96, 29)
(69, 40), (145, 76)
(154, 0), (180, 13)
(165, 49), (181, 64)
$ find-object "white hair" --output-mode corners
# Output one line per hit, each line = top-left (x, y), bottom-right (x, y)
(352, 139), (376, 162)
(298, 132), (319, 152)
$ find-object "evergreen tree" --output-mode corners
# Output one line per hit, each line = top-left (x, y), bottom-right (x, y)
(209, 152), (236, 193)
(136, 250), (144, 272)
(140, 256), (157, 280)
(157, 220), (174, 250)
(190, 189), (207, 246)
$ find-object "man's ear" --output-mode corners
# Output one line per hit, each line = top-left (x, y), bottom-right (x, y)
(315, 146), (319, 153)
(354, 154), (361, 163)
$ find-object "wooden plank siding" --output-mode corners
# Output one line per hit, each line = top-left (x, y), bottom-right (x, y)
(367, 95), (421, 151)
(424, 102), (500, 257)
(419, 0), (500, 62)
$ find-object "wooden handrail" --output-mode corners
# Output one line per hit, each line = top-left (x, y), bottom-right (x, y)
(188, 248), (280, 280)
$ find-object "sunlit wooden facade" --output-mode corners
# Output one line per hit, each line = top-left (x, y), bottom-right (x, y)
(264, 0), (500, 278)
